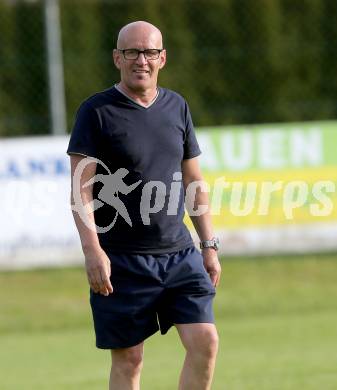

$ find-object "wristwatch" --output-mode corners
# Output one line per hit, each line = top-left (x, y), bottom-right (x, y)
(200, 237), (220, 251)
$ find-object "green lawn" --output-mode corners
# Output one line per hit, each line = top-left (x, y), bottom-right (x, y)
(1, 254), (337, 389)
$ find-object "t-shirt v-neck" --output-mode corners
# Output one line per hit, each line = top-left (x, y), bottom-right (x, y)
(114, 84), (160, 109)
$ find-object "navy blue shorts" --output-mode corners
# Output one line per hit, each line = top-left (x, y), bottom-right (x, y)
(90, 246), (216, 349)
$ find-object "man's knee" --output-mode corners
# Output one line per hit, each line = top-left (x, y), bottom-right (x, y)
(195, 328), (219, 359)
(178, 324), (219, 359)
(111, 344), (144, 376)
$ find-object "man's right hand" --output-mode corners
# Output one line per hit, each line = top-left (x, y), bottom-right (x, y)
(84, 247), (113, 296)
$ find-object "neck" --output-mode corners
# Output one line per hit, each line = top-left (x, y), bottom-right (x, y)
(117, 82), (158, 106)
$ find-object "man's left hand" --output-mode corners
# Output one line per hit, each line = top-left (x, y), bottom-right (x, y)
(202, 249), (221, 287)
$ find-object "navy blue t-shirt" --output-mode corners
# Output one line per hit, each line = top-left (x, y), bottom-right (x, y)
(67, 86), (201, 254)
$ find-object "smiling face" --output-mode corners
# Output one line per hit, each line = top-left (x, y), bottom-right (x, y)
(113, 22), (166, 95)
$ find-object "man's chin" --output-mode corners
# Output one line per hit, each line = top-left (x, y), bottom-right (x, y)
(129, 80), (155, 92)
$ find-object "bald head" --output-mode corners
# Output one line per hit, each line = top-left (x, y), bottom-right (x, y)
(117, 21), (163, 49)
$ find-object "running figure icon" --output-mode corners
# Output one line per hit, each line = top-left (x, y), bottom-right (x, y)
(84, 167), (142, 227)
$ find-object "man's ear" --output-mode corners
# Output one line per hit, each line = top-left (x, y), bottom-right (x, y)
(159, 49), (167, 69)
(113, 49), (121, 69)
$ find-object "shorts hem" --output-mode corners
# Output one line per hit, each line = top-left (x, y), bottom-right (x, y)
(159, 318), (215, 335)
(173, 319), (215, 325)
(95, 327), (159, 350)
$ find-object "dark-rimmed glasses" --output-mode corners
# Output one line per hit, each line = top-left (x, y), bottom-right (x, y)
(118, 48), (163, 60)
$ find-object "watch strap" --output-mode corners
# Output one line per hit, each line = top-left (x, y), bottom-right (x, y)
(200, 237), (220, 251)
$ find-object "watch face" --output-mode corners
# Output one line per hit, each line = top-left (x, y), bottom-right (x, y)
(212, 238), (220, 250)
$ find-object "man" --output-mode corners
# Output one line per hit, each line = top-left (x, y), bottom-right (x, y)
(68, 21), (221, 390)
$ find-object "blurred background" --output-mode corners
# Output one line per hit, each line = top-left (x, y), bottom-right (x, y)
(1, 0), (337, 389)
(2, 0), (337, 135)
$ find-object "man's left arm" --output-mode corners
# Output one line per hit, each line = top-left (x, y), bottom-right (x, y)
(182, 157), (221, 287)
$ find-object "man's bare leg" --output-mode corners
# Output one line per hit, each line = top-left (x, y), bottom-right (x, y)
(109, 342), (144, 390)
(176, 323), (219, 390)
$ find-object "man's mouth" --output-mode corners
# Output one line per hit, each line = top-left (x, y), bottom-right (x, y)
(133, 69), (149, 74)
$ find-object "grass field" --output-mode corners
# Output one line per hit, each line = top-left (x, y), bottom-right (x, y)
(1, 254), (337, 389)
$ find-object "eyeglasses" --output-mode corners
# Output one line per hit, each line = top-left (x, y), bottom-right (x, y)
(118, 48), (163, 60)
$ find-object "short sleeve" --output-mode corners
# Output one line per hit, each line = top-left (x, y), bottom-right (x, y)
(183, 102), (201, 160)
(67, 102), (101, 158)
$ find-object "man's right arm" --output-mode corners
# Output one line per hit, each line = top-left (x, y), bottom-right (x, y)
(70, 154), (113, 296)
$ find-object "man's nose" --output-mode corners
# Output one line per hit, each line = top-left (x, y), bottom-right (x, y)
(136, 52), (147, 65)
